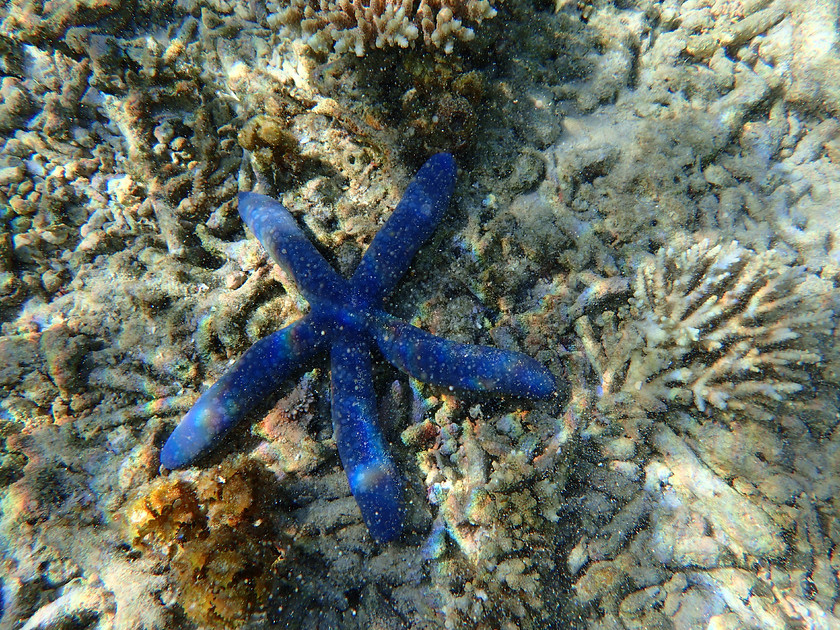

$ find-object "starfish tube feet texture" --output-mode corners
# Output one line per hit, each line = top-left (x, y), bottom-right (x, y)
(160, 153), (556, 543)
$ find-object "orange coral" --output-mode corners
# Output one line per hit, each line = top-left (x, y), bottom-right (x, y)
(120, 457), (282, 628)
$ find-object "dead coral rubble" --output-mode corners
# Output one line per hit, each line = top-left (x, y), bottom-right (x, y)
(269, 0), (497, 56)
(576, 238), (834, 429)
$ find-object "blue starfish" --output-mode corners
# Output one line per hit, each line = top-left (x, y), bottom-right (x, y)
(160, 153), (556, 543)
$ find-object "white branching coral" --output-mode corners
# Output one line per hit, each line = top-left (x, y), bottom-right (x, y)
(270, 0), (497, 56)
(576, 238), (834, 425)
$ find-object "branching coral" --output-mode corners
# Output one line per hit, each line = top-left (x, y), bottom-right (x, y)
(271, 0), (497, 56)
(576, 238), (834, 429)
(562, 236), (839, 628)
(403, 392), (578, 628)
(1, 0), (131, 44)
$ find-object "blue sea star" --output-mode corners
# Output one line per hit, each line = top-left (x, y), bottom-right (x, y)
(160, 153), (556, 543)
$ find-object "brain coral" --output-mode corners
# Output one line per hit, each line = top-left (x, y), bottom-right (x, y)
(271, 0), (497, 55)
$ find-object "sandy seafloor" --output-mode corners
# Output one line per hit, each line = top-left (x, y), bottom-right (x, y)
(1, 0), (840, 628)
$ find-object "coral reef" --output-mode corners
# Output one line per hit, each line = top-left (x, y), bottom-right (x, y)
(269, 0), (497, 56)
(238, 114), (305, 178)
(562, 408), (840, 629)
(162, 154), (555, 544)
(251, 370), (328, 475)
(0, 8), (242, 318)
(0, 0), (132, 43)
(1, 0), (840, 627)
(554, 236), (840, 628)
(402, 388), (579, 629)
(0, 412), (175, 628)
(402, 65), (484, 155)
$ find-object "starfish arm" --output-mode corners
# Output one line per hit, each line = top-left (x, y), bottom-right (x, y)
(373, 315), (557, 399)
(330, 334), (405, 543)
(239, 191), (348, 303)
(351, 153), (457, 303)
(160, 315), (327, 469)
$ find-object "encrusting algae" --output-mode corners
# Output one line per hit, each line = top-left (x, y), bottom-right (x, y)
(120, 457), (281, 628)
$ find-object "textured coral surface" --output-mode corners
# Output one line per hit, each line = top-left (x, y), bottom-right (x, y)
(0, 0), (839, 628)
(270, 0), (498, 55)
(576, 237), (833, 428)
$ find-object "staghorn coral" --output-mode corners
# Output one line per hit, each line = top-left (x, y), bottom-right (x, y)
(270, 0), (497, 56)
(576, 238), (834, 430)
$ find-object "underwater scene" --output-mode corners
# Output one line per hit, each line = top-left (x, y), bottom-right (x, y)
(0, 0), (839, 628)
